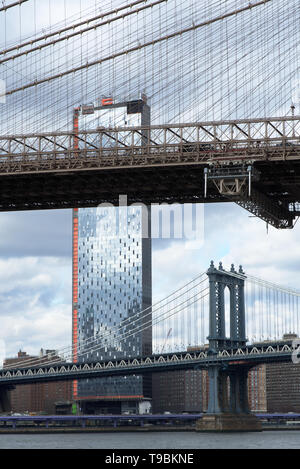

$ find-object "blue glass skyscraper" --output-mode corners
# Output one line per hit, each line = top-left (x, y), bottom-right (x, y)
(72, 204), (152, 414)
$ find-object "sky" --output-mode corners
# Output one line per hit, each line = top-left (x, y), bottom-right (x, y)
(0, 0), (299, 363)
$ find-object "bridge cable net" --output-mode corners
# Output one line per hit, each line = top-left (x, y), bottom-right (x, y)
(4, 274), (209, 369)
(76, 276), (209, 362)
(3, 0), (274, 96)
(226, 270), (300, 344)
(0, 0), (154, 58)
(0, 0), (299, 135)
(3, 272), (209, 370)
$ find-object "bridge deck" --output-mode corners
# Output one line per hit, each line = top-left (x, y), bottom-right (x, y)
(0, 117), (298, 225)
(0, 343), (297, 386)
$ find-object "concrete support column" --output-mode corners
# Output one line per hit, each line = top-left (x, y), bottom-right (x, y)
(207, 366), (222, 414)
(229, 372), (241, 414)
(229, 369), (249, 415)
(207, 367), (230, 414)
(238, 368), (250, 414)
(0, 386), (11, 413)
(220, 372), (230, 413)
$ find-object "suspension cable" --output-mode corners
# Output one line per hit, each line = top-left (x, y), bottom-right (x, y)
(5, 0), (272, 97)
(5, 272), (208, 369)
(0, 0), (28, 13)
(0, 0), (169, 65)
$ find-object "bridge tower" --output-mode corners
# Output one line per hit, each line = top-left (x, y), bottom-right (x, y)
(207, 260), (246, 352)
(197, 261), (261, 432)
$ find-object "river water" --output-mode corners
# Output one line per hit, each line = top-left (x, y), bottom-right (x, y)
(0, 431), (299, 449)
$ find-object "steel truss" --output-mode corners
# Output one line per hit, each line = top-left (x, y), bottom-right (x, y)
(0, 116), (299, 172)
(0, 116), (299, 226)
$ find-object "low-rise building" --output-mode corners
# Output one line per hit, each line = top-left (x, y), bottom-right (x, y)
(152, 336), (300, 414)
(3, 349), (72, 414)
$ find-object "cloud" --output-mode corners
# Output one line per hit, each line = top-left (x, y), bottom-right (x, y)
(219, 208), (300, 289)
(0, 208), (72, 363)
(0, 255), (72, 363)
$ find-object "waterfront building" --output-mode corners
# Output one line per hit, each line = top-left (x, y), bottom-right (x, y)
(152, 346), (209, 414)
(4, 349), (72, 414)
(152, 336), (300, 414)
(248, 334), (300, 413)
(248, 365), (267, 412)
(265, 362), (300, 413)
(72, 205), (152, 414)
(152, 369), (208, 414)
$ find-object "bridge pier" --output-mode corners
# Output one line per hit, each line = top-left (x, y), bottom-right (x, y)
(206, 366), (229, 415)
(198, 365), (261, 432)
(196, 412), (261, 432)
(0, 386), (12, 413)
(197, 262), (261, 432)
(228, 368), (249, 414)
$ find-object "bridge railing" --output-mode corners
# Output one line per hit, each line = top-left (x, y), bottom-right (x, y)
(0, 343), (298, 385)
(0, 116), (299, 173)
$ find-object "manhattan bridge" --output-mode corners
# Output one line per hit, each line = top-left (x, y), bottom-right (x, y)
(0, 0), (299, 430)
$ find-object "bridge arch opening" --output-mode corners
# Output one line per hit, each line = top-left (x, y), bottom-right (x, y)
(224, 285), (231, 339)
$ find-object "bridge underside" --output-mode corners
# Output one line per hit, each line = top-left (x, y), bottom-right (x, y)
(0, 160), (299, 229)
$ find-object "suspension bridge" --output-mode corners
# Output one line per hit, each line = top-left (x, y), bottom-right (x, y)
(0, 261), (299, 430)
